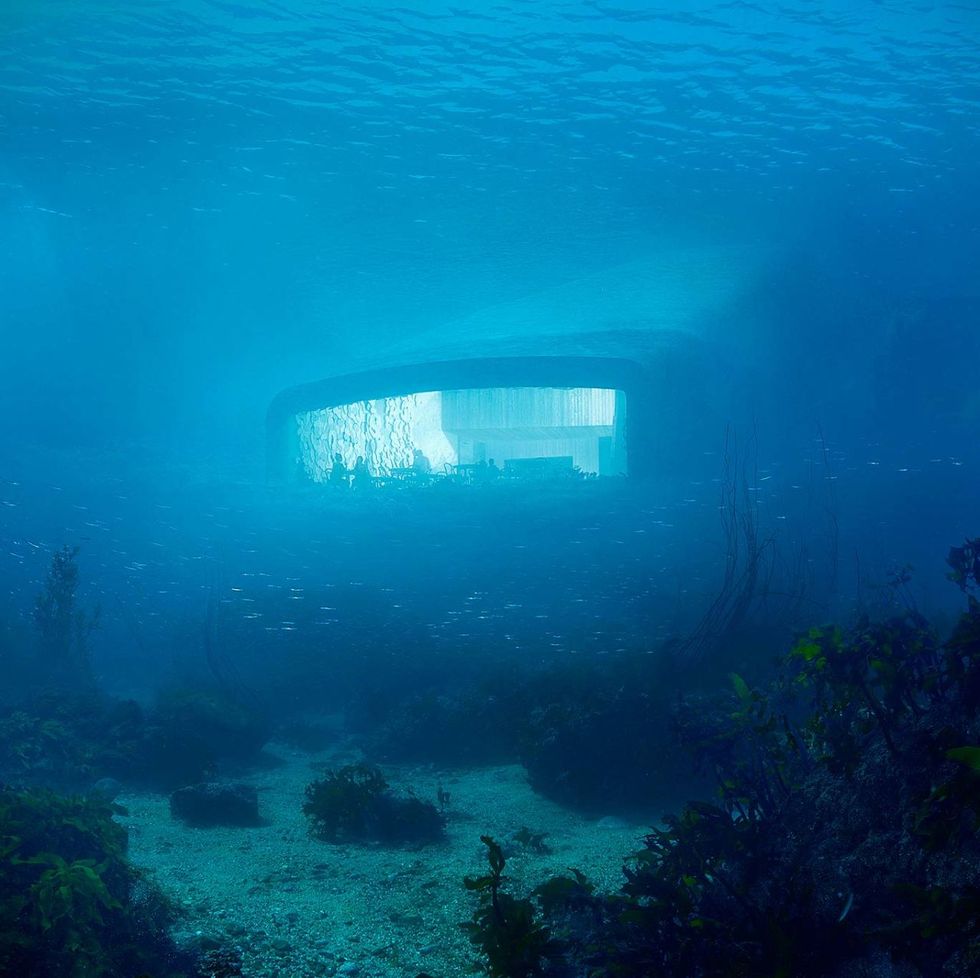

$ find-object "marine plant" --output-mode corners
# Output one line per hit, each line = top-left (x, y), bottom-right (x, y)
(31, 545), (99, 686)
(367, 672), (535, 767)
(25, 852), (121, 966)
(371, 658), (708, 814)
(0, 785), (196, 978)
(152, 686), (270, 763)
(460, 836), (557, 978)
(302, 763), (445, 845)
(0, 688), (215, 792)
(0, 710), (76, 782)
(947, 537), (980, 595)
(462, 542), (980, 978)
(511, 826), (550, 855)
(606, 559), (980, 976)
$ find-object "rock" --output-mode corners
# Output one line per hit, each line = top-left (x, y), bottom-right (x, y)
(169, 781), (261, 827)
(173, 929), (223, 953)
(595, 815), (630, 830)
(89, 777), (123, 801)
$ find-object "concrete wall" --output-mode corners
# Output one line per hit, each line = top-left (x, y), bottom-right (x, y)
(268, 357), (652, 483)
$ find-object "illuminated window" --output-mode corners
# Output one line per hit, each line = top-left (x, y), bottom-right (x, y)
(296, 387), (627, 481)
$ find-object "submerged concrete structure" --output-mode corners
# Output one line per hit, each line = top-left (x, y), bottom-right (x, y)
(267, 245), (757, 483)
(267, 356), (646, 482)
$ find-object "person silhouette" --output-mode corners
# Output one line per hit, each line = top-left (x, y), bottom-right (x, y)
(330, 452), (348, 486)
(352, 455), (372, 490)
(412, 447), (432, 477)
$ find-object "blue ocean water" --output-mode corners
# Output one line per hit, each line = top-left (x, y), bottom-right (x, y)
(1, 0), (976, 613)
(2, 0), (977, 438)
(0, 4), (979, 974)
(0, 0), (976, 660)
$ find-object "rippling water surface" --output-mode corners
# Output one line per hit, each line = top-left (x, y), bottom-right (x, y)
(0, 1), (977, 465)
(3, 1), (975, 295)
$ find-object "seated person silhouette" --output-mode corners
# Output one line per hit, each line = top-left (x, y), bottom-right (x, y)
(352, 455), (372, 490)
(412, 447), (432, 478)
(330, 452), (348, 486)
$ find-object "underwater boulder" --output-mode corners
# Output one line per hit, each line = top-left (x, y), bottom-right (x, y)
(169, 781), (261, 827)
(88, 776), (123, 801)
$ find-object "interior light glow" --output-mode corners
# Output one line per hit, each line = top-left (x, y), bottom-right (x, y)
(296, 386), (627, 481)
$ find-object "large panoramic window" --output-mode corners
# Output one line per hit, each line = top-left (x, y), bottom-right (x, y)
(296, 386), (627, 481)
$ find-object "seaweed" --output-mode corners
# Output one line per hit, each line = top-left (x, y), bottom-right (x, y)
(460, 836), (557, 977)
(151, 686), (270, 765)
(464, 543), (980, 978)
(0, 784), (198, 977)
(947, 537), (980, 595)
(31, 545), (99, 687)
(302, 763), (445, 845)
(511, 826), (550, 855)
(0, 689), (216, 792)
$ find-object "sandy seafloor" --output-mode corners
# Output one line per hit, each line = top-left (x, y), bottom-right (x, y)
(119, 741), (651, 978)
